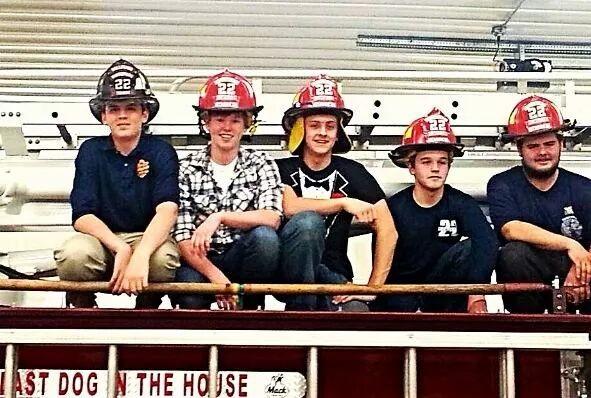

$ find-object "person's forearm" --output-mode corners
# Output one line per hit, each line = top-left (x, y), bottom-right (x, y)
(283, 196), (346, 218)
(134, 202), (178, 256)
(218, 209), (281, 230)
(178, 240), (228, 282)
(73, 214), (126, 252)
(502, 220), (575, 251)
(367, 201), (396, 286)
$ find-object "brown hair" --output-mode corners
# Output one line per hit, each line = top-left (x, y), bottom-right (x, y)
(407, 149), (454, 168)
(200, 110), (254, 128)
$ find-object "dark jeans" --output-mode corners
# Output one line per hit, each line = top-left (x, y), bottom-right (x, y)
(279, 211), (348, 310)
(496, 241), (571, 313)
(171, 226), (280, 309)
(372, 239), (492, 313)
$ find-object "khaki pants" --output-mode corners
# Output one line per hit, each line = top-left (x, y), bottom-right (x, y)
(54, 232), (180, 308)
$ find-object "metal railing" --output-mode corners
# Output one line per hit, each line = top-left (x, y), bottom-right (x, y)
(3, 326), (591, 398)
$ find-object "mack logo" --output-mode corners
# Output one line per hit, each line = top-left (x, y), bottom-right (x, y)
(265, 374), (289, 397)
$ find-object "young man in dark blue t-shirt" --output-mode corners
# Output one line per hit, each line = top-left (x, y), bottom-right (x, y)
(488, 96), (591, 313)
(373, 108), (498, 313)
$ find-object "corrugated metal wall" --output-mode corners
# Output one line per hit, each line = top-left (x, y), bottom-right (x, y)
(1, 0), (590, 96)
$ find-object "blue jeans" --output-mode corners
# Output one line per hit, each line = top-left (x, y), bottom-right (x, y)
(172, 226), (280, 309)
(371, 239), (488, 313)
(279, 211), (347, 310)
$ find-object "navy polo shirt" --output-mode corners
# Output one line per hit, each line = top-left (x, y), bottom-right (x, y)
(70, 134), (179, 232)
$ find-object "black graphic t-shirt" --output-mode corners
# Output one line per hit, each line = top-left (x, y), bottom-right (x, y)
(386, 185), (497, 281)
(276, 156), (385, 280)
(488, 166), (591, 247)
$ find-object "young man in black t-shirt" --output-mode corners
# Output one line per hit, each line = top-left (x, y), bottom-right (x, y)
(488, 96), (591, 313)
(276, 75), (395, 310)
(374, 108), (498, 313)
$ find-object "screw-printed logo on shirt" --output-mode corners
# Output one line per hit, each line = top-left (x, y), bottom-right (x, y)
(136, 159), (150, 178)
(561, 205), (583, 240)
(438, 219), (458, 237)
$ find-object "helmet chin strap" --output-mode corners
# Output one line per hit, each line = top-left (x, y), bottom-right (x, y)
(245, 111), (261, 136)
(246, 118), (259, 135)
(198, 120), (209, 137)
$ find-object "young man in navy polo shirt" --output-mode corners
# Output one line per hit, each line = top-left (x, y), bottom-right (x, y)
(54, 60), (180, 308)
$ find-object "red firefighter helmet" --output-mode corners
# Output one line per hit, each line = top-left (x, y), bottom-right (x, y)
(194, 70), (262, 114)
(282, 75), (353, 154)
(389, 108), (464, 168)
(89, 59), (159, 123)
(506, 95), (574, 140)
(193, 70), (263, 135)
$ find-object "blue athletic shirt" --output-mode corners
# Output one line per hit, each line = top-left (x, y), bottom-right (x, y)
(487, 166), (591, 248)
(386, 185), (498, 281)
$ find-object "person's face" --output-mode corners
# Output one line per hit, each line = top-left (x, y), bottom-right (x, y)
(205, 111), (246, 152)
(302, 114), (338, 157)
(101, 99), (147, 139)
(409, 150), (451, 192)
(518, 132), (561, 179)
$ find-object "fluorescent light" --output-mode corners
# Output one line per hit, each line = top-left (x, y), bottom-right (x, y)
(357, 35), (591, 56)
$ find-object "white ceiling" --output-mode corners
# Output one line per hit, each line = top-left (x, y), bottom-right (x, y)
(0, 0), (590, 95)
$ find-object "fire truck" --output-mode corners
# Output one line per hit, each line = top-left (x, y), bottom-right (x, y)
(2, 70), (591, 397)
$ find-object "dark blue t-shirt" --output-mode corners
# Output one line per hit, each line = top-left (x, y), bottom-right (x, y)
(70, 134), (179, 232)
(386, 185), (497, 281)
(487, 166), (591, 247)
(276, 155), (385, 280)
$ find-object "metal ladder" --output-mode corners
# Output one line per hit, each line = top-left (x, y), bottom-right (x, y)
(3, 342), (523, 398)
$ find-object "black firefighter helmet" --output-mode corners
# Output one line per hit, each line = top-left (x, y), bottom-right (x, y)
(89, 59), (159, 123)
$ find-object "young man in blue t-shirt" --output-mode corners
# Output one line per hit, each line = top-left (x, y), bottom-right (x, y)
(488, 96), (591, 313)
(373, 108), (498, 313)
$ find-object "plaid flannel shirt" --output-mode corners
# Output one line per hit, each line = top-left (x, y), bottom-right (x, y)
(173, 146), (283, 253)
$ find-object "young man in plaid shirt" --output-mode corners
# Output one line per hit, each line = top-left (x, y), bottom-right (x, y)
(172, 70), (282, 310)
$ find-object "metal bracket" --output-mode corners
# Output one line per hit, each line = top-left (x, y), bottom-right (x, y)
(0, 127), (27, 156)
(564, 127), (591, 151)
(561, 351), (589, 398)
(354, 125), (375, 149)
(56, 124), (74, 147)
(496, 127), (511, 150)
(552, 276), (567, 314)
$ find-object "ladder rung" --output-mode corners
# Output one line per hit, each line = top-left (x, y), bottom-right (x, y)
(307, 347), (318, 398)
(209, 345), (219, 398)
(404, 347), (417, 398)
(107, 344), (118, 398)
(499, 348), (515, 398)
(3, 344), (18, 398)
